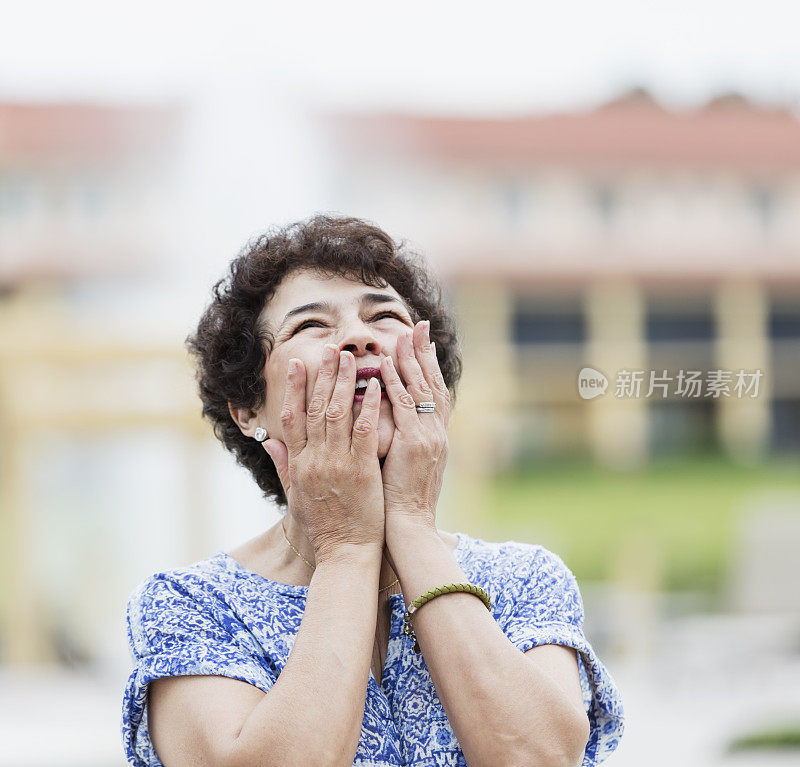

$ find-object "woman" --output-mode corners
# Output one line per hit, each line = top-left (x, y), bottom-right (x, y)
(122, 215), (625, 766)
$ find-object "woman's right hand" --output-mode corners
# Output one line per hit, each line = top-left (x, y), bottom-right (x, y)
(262, 345), (385, 559)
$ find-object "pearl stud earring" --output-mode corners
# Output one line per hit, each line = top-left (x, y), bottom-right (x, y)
(254, 427), (268, 442)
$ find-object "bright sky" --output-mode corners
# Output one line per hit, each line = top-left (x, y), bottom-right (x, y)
(2, 0), (800, 113)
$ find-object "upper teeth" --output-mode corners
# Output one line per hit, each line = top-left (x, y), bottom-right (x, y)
(356, 377), (384, 389)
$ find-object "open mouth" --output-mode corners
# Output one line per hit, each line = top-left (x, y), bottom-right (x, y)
(354, 367), (388, 400)
(354, 378), (386, 396)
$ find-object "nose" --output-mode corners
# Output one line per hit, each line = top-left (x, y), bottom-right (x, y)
(338, 317), (382, 359)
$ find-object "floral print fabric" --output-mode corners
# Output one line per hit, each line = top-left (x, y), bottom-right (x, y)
(121, 531), (625, 765)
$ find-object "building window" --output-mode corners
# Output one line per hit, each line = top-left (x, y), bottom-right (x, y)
(769, 309), (800, 340)
(499, 177), (525, 227)
(771, 399), (800, 452)
(751, 186), (776, 231)
(592, 183), (617, 224)
(79, 180), (107, 216)
(510, 404), (590, 466)
(0, 176), (29, 218)
(649, 400), (718, 456)
(647, 308), (715, 342)
(512, 299), (585, 345)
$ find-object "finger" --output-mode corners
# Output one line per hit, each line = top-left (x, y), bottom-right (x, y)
(280, 359), (307, 457)
(306, 343), (339, 444)
(263, 438), (290, 496)
(380, 354), (419, 430)
(398, 324), (435, 415)
(325, 350), (356, 446)
(350, 375), (381, 456)
(413, 321), (451, 427)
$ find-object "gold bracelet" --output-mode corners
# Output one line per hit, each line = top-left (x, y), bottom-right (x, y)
(402, 582), (492, 654)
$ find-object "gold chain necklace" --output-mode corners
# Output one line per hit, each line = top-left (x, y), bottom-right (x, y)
(281, 519), (401, 594)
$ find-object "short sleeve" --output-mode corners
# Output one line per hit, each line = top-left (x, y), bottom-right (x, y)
(121, 573), (276, 767)
(501, 544), (625, 766)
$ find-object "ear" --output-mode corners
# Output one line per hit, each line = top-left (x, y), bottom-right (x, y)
(227, 401), (259, 437)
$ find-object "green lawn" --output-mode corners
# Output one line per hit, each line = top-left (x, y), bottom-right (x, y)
(728, 723), (800, 751)
(484, 452), (800, 595)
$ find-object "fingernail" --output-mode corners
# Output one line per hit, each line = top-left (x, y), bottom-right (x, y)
(263, 442), (273, 459)
(387, 356), (395, 369)
(431, 341), (436, 356)
(423, 320), (430, 338)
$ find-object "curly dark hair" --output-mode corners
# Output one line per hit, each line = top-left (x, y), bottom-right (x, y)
(185, 214), (463, 510)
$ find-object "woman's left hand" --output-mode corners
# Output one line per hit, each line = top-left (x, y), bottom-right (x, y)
(380, 320), (451, 533)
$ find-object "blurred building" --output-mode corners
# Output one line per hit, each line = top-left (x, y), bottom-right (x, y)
(0, 102), (193, 665)
(2, 92), (799, 669)
(325, 90), (800, 477)
(0, 102), (181, 283)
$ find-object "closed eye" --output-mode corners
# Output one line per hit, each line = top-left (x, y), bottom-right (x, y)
(291, 311), (407, 335)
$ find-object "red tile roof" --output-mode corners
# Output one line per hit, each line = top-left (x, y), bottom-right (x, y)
(326, 94), (800, 171)
(0, 103), (181, 161)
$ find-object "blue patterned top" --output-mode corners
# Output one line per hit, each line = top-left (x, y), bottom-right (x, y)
(122, 531), (625, 766)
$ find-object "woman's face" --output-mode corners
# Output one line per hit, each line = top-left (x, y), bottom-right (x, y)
(258, 269), (417, 459)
